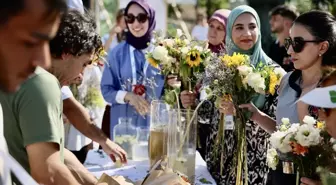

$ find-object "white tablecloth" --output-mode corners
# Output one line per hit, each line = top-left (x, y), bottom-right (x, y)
(84, 150), (217, 185)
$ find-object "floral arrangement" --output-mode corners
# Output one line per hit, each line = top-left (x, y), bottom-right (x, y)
(267, 116), (336, 184)
(202, 53), (285, 185)
(146, 29), (212, 105)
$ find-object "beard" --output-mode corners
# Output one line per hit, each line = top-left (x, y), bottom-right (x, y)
(271, 25), (284, 34)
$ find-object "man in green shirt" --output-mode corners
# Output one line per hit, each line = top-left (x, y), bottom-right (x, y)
(0, 10), (114, 185)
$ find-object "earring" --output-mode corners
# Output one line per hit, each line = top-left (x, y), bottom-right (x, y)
(319, 54), (322, 57)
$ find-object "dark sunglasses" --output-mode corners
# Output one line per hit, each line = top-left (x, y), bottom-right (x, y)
(284, 37), (322, 53)
(125, 13), (149, 24)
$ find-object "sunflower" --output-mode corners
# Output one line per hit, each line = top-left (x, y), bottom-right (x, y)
(186, 49), (201, 67)
(148, 57), (160, 69)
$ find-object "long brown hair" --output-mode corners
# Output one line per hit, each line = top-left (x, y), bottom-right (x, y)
(116, 8), (126, 43)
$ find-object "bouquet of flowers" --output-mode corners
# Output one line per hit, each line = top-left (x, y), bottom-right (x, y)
(202, 53), (285, 185)
(146, 29), (212, 106)
(267, 116), (336, 184)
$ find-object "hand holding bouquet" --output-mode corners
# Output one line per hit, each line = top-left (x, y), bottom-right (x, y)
(267, 116), (336, 183)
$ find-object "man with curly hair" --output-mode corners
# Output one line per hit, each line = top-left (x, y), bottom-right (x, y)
(0, 10), (113, 185)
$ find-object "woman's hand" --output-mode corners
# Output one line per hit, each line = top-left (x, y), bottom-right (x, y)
(180, 90), (197, 108)
(238, 103), (261, 122)
(300, 177), (322, 185)
(218, 98), (236, 115)
(166, 75), (181, 88)
(124, 92), (149, 115)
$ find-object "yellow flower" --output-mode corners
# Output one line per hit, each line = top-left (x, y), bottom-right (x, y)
(268, 71), (278, 95)
(317, 121), (325, 129)
(221, 53), (249, 67)
(92, 47), (107, 63)
(148, 57), (159, 69)
(186, 49), (201, 67)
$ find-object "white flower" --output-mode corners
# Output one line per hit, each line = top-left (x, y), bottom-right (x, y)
(330, 138), (336, 143)
(281, 118), (290, 125)
(183, 39), (190, 45)
(269, 131), (292, 153)
(194, 46), (204, 52)
(152, 46), (168, 61)
(237, 66), (253, 76)
(333, 144), (336, 152)
(163, 39), (174, 47)
(274, 67), (286, 78)
(246, 72), (266, 93)
(287, 123), (300, 133)
(181, 47), (190, 56)
(303, 116), (316, 126)
(266, 148), (279, 170)
(176, 29), (183, 37)
(295, 124), (321, 147)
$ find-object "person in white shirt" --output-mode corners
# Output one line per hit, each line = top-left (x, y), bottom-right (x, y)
(191, 13), (209, 41)
(0, 0), (67, 184)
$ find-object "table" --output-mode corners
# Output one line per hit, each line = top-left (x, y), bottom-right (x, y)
(84, 150), (217, 185)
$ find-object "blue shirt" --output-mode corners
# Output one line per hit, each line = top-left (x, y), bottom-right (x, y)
(100, 41), (165, 138)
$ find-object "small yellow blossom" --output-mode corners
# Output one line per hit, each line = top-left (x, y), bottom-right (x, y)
(269, 71), (278, 95)
(148, 57), (159, 69)
(317, 121), (325, 129)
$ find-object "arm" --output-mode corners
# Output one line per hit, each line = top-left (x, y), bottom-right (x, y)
(26, 143), (81, 185)
(100, 52), (127, 105)
(100, 51), (149, 115)
(63, 149), (98, 184)
(63, 97), (127, 163)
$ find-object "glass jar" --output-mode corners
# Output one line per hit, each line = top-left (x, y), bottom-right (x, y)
(113, 117), (137, 159)
(132, 126), (149, 161)
(167, 109), (197, 183)
(149, 100), (170, 167)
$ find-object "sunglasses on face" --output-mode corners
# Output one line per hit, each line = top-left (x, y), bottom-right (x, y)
(125, 13), (149, 24)
(284, 37), (322, 53)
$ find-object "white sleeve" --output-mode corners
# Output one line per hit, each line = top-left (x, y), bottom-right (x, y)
(61, 86), (74, 101)
(67, 0), (84, 13)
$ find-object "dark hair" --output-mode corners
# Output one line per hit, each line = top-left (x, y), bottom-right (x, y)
(269, 5), (298, 21)
(0, 0), (67, 24)
(289, 10), (336, 97)
(116, 8), (126, 43)
(49, 10), (103, 58)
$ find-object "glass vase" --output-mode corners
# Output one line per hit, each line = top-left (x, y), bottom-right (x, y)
(113, 117), (137, 159)
(149, 100), (170, 167)
(167, 109), (197, 183)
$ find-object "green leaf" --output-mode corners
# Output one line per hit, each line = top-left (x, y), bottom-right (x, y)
(199, 178), (212, 184)
(330, 90), (336, 103)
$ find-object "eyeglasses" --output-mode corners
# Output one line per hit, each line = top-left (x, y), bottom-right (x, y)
(284, 37), (322, 53)
(125, 13), (149, 24)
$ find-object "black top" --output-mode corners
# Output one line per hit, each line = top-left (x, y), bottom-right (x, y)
(268, 40), (294, 72)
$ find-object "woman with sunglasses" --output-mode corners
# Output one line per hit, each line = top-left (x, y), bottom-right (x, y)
(200, 5), (280, 185)
(238, 11), (336, 185)
(100, 0), (165, 139)
(299, 68), (336, 185)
